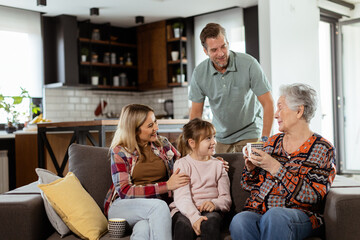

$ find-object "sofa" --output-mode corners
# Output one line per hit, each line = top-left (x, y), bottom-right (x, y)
(1, 143), (360, 240)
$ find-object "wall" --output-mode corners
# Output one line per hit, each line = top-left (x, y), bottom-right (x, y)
(258, 0), (321, 134)
(44, 87), (189, 122)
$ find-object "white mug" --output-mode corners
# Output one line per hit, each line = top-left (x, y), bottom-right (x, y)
(242, 142), (264, 158)
(171, 51), (179, 61)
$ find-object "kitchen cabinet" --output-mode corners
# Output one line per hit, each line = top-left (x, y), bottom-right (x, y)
(43, 15), (138, 90)
(137, 21), (168, 90)
(78, 21), (138, 90)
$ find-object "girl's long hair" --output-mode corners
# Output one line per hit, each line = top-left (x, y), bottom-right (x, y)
(176, 118), (216, 157)
(110, 104), (160, 154)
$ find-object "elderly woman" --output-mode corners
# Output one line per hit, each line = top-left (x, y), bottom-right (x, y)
(104, 104), (190, 240)
(229, 83), (336, 240)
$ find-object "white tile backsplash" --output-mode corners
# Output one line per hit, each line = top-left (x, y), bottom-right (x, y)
(44, 87), (190, 122)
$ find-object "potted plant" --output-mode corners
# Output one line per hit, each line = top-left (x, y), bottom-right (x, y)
(80, 47), (89, 62)
(0, 87), (40, 133)
(91, 71), (100, 85)
(172, 22), (184, 38)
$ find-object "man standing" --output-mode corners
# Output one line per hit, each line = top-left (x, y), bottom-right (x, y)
(189, 23), (274, 153)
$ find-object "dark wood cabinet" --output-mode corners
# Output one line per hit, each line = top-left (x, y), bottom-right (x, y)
(137, 21), (168, 90)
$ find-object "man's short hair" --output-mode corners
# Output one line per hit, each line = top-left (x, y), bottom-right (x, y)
(200, 23), (227, 49)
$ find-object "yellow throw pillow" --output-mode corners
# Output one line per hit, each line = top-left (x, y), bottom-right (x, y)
(38, 172), (107, 240)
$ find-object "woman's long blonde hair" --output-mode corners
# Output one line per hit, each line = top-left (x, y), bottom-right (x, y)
(110, 104), (159, 154)
(176, 118), (216, 157)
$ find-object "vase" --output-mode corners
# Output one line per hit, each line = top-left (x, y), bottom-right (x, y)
(5, 125), (17, 133)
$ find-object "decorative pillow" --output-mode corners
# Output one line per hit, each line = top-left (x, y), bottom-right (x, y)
(36, 168), (71, 238)
(38, 172), (108, 240)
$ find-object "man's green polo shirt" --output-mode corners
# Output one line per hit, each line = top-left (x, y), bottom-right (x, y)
(189, 51), (271, 144)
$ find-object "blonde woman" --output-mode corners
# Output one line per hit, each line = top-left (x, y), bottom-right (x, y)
(104, 104), (190, 240)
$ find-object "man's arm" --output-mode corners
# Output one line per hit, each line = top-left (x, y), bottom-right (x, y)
(189, 102), (204, 120)
(257, 92), (274, 137)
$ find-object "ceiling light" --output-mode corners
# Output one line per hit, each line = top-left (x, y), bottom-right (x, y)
(37, 0), (46, 7)
(135, 16), (144, 24)
(90, 8), (99, 16)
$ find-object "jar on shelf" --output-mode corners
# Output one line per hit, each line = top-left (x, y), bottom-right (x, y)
(111, 53), (116, 64)
(91, 53), (98, 63)
(103, 52), (110, 64)
(119, 73), (128, 86)
(92, 29), (100, 40)
(119, 56), (124, 65)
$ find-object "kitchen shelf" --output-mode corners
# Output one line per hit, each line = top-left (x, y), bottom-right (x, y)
(168, 59), (187, 64)
(78, 22), (137, 88)
(80, 62), (137, 69)
(167, 37), (187, 42)
(79, 38), (137, 48)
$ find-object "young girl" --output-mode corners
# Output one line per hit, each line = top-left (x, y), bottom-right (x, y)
(170, 118), (231, 240)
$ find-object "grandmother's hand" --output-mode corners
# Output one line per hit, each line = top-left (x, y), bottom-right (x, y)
(216, 156), (229, 172)
(249, 148), (282, 175)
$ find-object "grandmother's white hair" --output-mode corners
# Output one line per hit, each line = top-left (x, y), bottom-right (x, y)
(280, 83), (317, 123)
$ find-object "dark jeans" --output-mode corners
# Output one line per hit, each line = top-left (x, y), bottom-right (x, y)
(172, 211), (223, 240)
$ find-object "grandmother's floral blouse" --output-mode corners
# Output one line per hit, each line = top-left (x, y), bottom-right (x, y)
(242, 133), (336, 229)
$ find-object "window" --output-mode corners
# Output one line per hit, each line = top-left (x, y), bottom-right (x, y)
(0, 6), (43, 123)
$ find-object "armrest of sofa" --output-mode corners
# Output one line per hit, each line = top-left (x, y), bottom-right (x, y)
(0, 182), (54, 240)
(324, 187), (360, 240)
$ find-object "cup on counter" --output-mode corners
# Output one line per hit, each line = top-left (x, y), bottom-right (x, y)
(108, 218), (126, 238)
(171, 51), (179, 61)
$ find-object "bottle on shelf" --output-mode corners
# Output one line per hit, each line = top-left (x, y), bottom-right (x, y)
(125, 53), (133, 66)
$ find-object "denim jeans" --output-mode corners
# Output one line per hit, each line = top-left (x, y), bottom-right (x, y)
(172, 211), (223, 240)
(108, 198), (172, 240)
(229, 207), (314, 240)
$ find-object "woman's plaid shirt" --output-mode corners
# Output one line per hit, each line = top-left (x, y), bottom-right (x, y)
(104, 136), (180, 215)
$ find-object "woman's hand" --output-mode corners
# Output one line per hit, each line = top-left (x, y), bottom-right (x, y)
(250, 148), (281, 175)
(216, 156), (229, 172)
(166, 168), (190, 191)
(192, 216), (208, 235)
(197, 201), (215, 212)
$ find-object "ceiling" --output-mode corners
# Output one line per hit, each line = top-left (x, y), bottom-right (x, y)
(0, 0), (258, 28)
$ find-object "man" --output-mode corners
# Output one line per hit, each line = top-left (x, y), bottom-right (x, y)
(189, 23), (274, 153)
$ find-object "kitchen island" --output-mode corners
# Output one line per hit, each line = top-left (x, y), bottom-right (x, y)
(15, 119), (188, 187)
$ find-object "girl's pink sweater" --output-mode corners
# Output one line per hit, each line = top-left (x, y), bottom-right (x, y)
(169, 154), (231, 225)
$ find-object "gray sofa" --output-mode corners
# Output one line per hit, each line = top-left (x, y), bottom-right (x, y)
(1, 143), (360, 240)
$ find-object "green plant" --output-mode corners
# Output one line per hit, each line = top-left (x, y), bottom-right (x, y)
(0, 87), (40, 127)
(81, 47), (89, 56)
(172, 22), (184, 29)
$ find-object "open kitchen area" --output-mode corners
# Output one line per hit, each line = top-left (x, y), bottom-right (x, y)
(0, 1), (260, 192)
(1, 0), (360, 194)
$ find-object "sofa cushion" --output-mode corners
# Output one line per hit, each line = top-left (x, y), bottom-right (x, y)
(35, 168), (71, 237)
(214, 153), (249, 214)
(68, 144), (112, 212)
(38, 172), (108, 240)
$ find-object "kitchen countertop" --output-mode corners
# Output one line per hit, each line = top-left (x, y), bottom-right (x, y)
(36, 119), (189, 132)
(0, 119), (189, 137)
